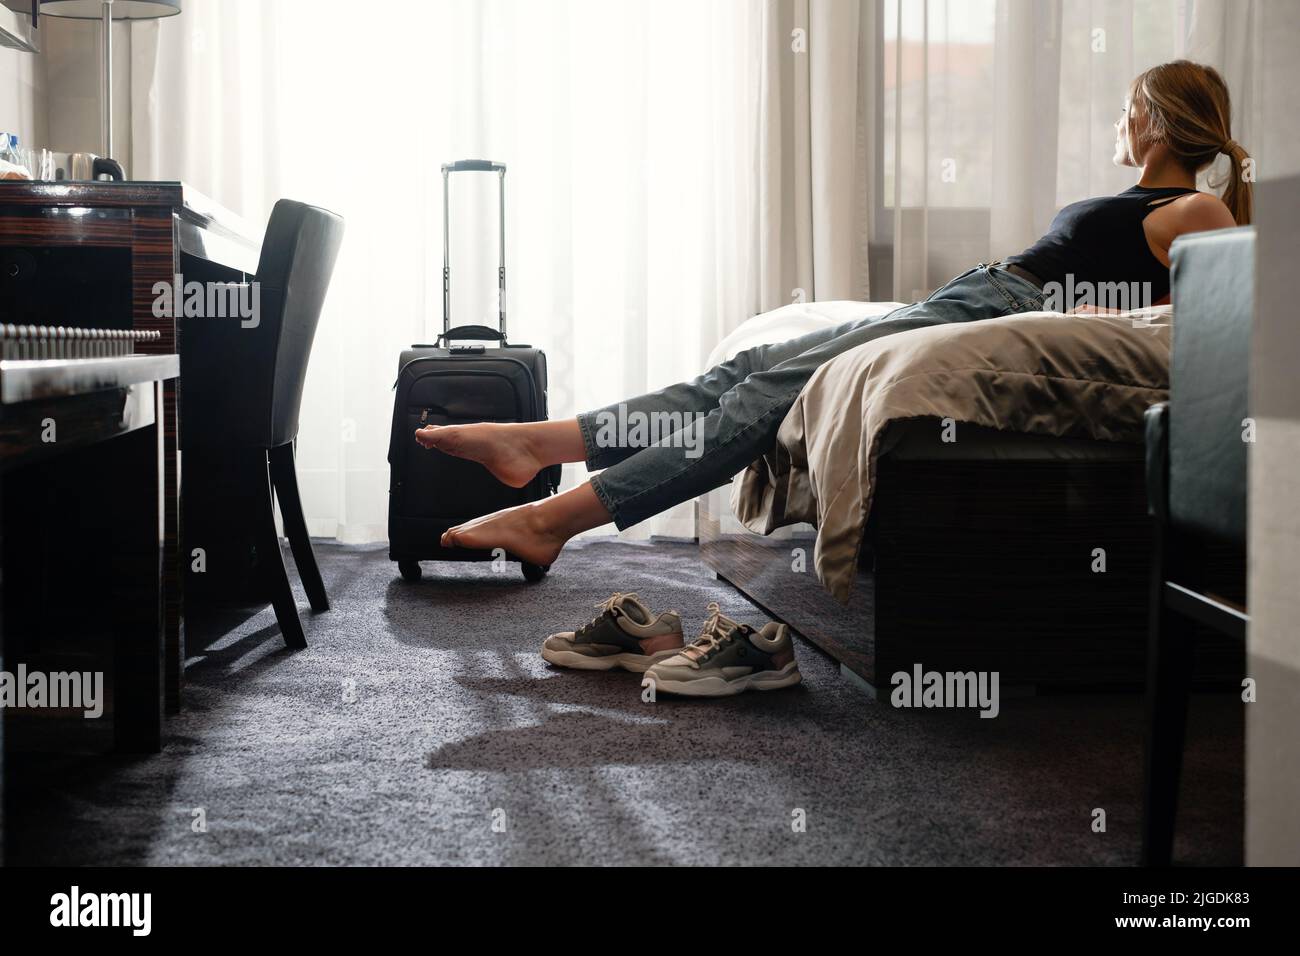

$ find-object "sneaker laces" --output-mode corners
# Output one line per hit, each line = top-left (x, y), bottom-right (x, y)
(682, 602), (741, 663)
(576, 592), (637, 637)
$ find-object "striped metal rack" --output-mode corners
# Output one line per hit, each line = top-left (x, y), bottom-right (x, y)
(1, 324), (162, 360)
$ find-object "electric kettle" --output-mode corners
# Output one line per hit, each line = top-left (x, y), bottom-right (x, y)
(49, 151), (124, 182)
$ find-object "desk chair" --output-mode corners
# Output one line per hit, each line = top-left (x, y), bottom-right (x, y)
(181, 199), (344, 648)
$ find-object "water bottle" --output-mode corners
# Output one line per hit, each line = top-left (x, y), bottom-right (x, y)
(5, 134), (23, 172)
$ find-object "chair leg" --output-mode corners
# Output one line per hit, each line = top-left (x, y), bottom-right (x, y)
(254, 451), (307, 649)
(1141, 581), (1195, 866)
(269, 442), (329, 612)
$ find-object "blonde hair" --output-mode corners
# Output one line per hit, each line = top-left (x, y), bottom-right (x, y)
(1129, 60), (1252, 225)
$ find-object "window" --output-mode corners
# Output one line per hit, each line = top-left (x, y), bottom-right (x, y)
(881, 0), (997, 211)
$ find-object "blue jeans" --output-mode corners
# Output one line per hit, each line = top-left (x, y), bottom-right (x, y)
(577, 264), (1045, 529)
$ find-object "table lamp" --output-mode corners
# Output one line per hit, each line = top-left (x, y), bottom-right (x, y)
(37, 0), (181, 166)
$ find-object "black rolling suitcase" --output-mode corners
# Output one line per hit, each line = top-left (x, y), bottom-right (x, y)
(387, 160), (560, 582)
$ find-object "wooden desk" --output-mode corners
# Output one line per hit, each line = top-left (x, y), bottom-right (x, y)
(0, 182), (261, 711)
(0, 351), (179, 863)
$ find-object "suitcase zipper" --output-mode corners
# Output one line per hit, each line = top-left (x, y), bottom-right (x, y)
(401, 357), (543, 421)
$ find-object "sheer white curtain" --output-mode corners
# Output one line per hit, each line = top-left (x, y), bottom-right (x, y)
(757, 0), (876, 307)
(121, 0), (737, 542)
(883, 0), (1264, 301)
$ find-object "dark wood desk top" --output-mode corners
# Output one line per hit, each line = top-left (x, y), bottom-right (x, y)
(0, 180), (195, 209)
(0, 180), (261, 275)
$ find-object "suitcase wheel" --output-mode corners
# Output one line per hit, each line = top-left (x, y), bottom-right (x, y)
(521, 562), (549, 583)
(398, 560), (423, 582)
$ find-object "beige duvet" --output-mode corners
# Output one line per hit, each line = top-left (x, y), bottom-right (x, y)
(732, 307), (1172, 602)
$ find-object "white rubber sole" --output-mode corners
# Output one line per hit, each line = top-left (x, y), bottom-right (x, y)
(641, 662), (802, 697)
(541, 642), (681, 674)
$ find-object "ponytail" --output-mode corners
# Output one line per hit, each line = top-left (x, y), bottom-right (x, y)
(1219, 139), (1253, 226)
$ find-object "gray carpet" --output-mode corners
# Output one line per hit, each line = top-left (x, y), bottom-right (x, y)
(8, 539), (1242, 866)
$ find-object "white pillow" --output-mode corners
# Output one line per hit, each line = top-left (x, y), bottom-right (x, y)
(707, 300), (906, 367)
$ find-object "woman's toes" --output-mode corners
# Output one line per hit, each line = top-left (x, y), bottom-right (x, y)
(411, 423), (540, 489)
(415, 424), (460, 451)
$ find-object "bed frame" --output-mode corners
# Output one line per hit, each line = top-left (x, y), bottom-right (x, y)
(699, 422), (1244, 693)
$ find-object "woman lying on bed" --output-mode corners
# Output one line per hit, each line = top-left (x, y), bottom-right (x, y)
(415, 59), (1251, 570)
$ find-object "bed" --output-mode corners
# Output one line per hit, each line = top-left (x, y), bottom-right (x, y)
(699, 302), (1243, 693)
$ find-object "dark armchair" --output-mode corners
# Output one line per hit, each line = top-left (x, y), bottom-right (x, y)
(1142, 225), (1252, 866)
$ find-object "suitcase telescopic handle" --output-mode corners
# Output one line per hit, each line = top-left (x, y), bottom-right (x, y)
(442, 159), (507, 343)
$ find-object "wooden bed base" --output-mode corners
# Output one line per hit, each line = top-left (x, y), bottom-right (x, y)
(699, 447), (1243, 693)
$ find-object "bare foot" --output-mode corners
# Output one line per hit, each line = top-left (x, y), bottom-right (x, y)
(414, 422), (543, 488)
(440, 502), (565, 567)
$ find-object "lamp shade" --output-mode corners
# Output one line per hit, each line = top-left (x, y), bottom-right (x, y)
(38, 0), (180, 19)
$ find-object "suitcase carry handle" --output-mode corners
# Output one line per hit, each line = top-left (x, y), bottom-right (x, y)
(437, 324), (505, 344)
(442, 159), (507, 342)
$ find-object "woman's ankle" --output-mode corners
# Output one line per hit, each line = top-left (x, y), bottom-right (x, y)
(522, 419), (588, 468)
(541, 480), (613, 541)
(515, 425), (549, 471)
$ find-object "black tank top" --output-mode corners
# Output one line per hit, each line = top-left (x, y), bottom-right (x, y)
(1006, 185), (1199, 303)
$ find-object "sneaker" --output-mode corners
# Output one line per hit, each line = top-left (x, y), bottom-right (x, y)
(542, 593), (684, 673)
(641, 602), (801, 697)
